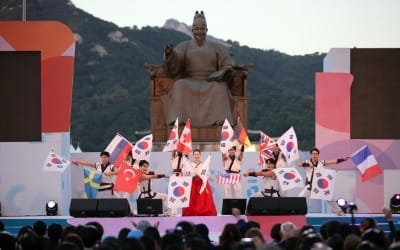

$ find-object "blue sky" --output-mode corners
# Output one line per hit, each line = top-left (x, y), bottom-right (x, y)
(71, 0), (400, 55)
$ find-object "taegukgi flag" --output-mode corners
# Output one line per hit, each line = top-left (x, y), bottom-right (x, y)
(167, 176), (192, 209)
(43, 150), (70, 173)
(310, 168), (336, 201)
(277, 126), (299, 163)
(273, 167), (303, 191)
(163, 117), (179, 152)
(220, 119), (238, 154)
(132, 134), (153, 161)
(197, 155), (211, 194)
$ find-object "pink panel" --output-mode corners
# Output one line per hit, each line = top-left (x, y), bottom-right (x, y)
(355, 174), (384, 212)
(315, 73), (353, 133)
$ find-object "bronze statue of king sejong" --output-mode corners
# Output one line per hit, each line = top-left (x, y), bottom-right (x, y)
(161, 10), (234, 127)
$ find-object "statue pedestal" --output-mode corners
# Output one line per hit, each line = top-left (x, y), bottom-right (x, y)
(152, 141), (221, 152)
(152, 126), (221, 144)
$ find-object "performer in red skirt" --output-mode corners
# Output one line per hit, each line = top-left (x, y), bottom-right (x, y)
(182, 149), (217, 216)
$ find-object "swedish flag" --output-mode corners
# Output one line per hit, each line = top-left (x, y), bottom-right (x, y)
(83, 169), (102, 198)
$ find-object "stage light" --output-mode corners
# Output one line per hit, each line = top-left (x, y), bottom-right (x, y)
(337, 198), (347, 207)
(336, 198), (348, 213)
(336, 199), (357, 214)
(347, 202), (358, 213)
(390, 193), (400, 213)
(46, 200), (58, 216)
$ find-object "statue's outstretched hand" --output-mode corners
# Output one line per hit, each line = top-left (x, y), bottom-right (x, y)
(164, 44), (174, 56)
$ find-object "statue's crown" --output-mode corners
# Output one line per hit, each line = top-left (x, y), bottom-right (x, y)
(193, 10), (206, 24)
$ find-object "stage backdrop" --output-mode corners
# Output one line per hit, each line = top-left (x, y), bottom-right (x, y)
(0, 21), (75, 216)
(316, 48), (400, 213)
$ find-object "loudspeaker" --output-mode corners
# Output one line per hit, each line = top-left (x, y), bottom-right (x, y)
(246, 197), (307, 215)
(221, 199), (247, 215)
(279, 197), (307, 215)
(137, 199), (163, 215)
(69, 199), (98, 217)
(97, 198), (131, 217)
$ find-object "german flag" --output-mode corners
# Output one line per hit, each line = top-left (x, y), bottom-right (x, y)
(234, 117), (251, 146)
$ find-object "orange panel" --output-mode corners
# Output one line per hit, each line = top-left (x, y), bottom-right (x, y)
(0, 21), (75, 132)
(0, 21), (75, 60)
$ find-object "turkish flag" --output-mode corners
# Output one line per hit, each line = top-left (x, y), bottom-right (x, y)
(114, 162), (142, 193)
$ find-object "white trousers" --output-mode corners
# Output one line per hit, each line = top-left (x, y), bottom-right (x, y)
(298, 186), (342, 214)
(224, 183), (242, 198)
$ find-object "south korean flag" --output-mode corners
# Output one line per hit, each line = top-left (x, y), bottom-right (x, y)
(132, 134), (153, 161)
(277, 126), (299, 163)
(273, 167), (303, 191)
(43, 150), (70, 173)
(310, 168), (336, 201)
(167, 176), (192, 209)
(220, 119), (238, 154)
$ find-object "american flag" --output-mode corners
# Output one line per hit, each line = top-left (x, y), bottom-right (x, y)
(217, 173), (241, 184)
(259, 131), (275, 166)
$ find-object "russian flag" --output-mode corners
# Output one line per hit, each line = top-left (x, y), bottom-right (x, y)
(105, 133), (133, 167)
(351, 145), (382, 182)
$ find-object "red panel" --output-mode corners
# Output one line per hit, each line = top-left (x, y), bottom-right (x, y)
(41, 56), (74, 132)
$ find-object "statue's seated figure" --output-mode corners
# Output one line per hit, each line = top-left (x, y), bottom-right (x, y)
(146, 11), (251, 142)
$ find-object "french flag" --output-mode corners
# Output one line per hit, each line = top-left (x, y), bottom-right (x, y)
(351, 145), (383, 182)
(105, 133), (133, 167)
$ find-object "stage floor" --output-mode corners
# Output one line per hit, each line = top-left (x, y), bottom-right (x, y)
(1, 213), (399, 242)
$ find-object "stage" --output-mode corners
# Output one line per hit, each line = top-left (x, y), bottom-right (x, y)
(1, 213), (398, 242)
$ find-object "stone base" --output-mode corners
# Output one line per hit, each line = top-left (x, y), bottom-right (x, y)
(152, 141), (221, 152)
(153, 125), (222, 143)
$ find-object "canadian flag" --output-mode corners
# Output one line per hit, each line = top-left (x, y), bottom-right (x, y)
(177, 119), (192, 155)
